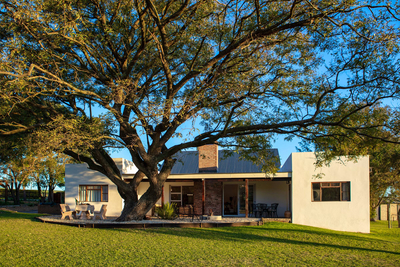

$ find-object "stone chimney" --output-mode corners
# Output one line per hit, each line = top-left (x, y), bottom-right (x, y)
(198, 144), (218, 173)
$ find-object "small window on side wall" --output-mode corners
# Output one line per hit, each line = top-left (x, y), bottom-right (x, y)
(312, 182), (350, 202)
(79, 185), (108, 202)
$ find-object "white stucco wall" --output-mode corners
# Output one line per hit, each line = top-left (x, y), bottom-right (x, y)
(65, 164), (123, 216)
(291, 152), (370, 233)
(253, 181), (290, 217)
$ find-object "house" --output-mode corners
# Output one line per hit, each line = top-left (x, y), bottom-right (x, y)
(375, 203), (400, 221)
(65, 144), (370, 233)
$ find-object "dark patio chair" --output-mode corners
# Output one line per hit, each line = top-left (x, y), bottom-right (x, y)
(248, 203), (253, 217)
(253, 203), (262, 218)
(178, 206), (192, 220)
(269, 203), (279, 218)
(251, 204), (258, 217)
(259, 203), (268, 218)
(177, 205), (202, 221)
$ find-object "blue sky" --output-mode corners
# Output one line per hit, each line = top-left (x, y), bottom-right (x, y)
(85, 103), (301, 168)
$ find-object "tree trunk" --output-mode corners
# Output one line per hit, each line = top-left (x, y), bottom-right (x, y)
(10, 186), (20, 205)
(13, 182), (21, 205)
(5, 184), (8, 204)
(42, 187), (47, 200)
(8, 184), (16, 204)
(14, 187), (20, 205)
(47, 185), (54, 202)
(23, 185), (27, 201)
(115, 183), (163, 222)
(36, 181), (42, 202)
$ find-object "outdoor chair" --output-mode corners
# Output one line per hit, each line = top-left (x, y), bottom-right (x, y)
(92, 204), (107, 220)
(269, 203), (279, 218)
(259, 203), (269, 218)
(249, 203), (254, 217)
(254, 203), (267, 218)
(253, 203), (261, 218)
(177, 205), (194, 221)
(60, 204), (75, 220)
(176, 205), (203, 221)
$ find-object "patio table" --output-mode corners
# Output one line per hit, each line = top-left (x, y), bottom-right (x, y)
(254, 203), (270, 218)
(75, 204), (95, 219)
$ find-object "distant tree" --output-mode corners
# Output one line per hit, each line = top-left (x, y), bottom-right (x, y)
(37, 154), (68, 202)
(30, 168), (45, 202)
(0, 157), (33, 205)
(369, 143), (400, 218)
(0, 136), (68, 203)
(0, 0), (400, 220)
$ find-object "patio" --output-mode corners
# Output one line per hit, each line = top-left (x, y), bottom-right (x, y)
(38, 215), (267, 228)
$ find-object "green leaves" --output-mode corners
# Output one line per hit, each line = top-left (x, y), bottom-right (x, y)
(155, 202), (177, 220)
(0, 0), (399, 180)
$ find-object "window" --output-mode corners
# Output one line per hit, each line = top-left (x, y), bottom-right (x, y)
(312, 182), (350, 202)
(79, 185), (108, 202)
(170, 186), (194, 207)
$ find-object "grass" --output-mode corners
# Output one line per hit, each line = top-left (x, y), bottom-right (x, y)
(0, 211), (399, 266)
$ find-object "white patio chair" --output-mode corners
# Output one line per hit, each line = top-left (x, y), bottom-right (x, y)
(92, 205), (107, 220)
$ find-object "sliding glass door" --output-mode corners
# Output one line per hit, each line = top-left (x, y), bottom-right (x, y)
(223, 183), (254, 216)
(223, 184), (238, 215)
(239, 184), (254, 215)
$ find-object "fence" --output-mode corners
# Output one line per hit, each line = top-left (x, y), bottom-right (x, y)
(0, 189), (65, 203)
(0, 189), (40, 200)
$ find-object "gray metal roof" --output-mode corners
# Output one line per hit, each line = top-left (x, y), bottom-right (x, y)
(170, 149), (280, 174)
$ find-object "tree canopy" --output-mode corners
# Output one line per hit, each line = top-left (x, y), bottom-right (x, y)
(0, 0), (400, 220)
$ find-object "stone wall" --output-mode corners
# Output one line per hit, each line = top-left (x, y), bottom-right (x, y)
(193, 180), (203, 215)
(205, 180), (222, 215)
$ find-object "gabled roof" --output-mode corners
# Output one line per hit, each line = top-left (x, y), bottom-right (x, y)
(170, 149), (280, 174)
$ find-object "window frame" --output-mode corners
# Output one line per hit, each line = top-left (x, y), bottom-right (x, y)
(79, 185), (108, 202)
(311, 182), (350, 202)
(169, 185), (194, 207)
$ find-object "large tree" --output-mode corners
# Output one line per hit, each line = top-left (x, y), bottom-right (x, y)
(0, 0), (399, 221)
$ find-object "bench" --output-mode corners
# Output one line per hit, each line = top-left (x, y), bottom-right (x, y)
(60, 204), (75, 220)
(92, 204), (107, 220)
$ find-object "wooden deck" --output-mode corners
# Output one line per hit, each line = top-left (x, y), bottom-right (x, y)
(37, 215), (265, 229)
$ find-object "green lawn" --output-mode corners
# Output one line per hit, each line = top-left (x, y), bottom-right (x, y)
(1, 211), (399, 266)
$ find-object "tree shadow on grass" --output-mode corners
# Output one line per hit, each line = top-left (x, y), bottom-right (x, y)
(111, 225), (400, 256)
(256, 222), (400, 243)
(254, 226), (374, 243)
(0, 210), (44, 222)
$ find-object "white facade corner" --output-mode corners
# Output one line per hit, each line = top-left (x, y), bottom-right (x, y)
(290, 152), (370, 233)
